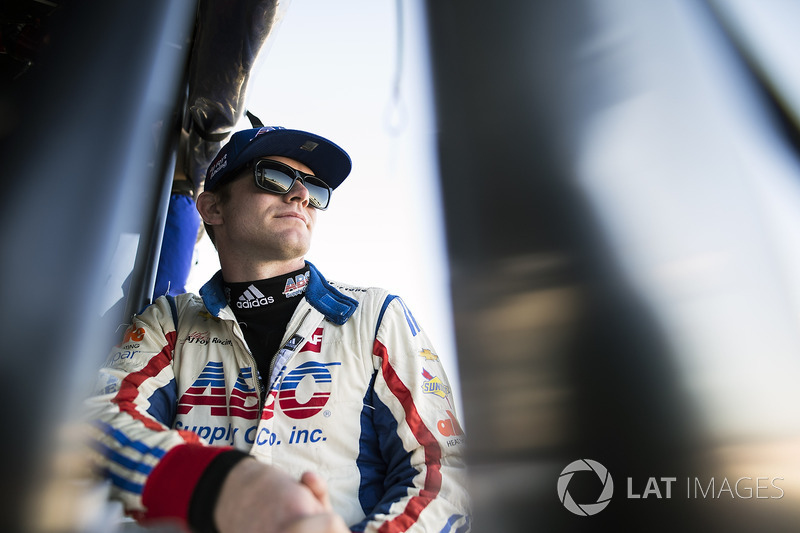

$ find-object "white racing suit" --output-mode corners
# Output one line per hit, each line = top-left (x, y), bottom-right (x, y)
(87, 262), (470, 532)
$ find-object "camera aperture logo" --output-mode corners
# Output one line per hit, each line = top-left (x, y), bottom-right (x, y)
(558, 459), (614, 516)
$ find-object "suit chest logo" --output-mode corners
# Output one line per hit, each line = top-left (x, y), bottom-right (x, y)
(262, 361), (341, 421)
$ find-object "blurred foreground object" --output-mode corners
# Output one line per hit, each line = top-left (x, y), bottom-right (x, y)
(154, 0), (285, 300)
(425, 0), (800, 531)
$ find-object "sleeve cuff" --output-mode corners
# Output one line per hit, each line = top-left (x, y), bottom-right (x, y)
(188, 449), (252, 533)
(141, 443), (232, 524)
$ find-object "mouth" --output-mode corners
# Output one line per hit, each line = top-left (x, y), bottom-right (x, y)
(278, 212), (308, 225)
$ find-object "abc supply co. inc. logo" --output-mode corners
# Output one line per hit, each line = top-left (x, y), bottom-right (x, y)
(558, 459), (614, 516)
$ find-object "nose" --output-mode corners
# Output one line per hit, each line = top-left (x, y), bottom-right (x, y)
(286, 178), (310, 207)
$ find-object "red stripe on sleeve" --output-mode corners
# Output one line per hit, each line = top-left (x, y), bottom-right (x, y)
(113, 330), (181, 432)
(374, 339), (443, 533)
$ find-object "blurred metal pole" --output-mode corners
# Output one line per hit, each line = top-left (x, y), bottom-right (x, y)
(0, 1), (197, 530)
(123, 142), (180, 321)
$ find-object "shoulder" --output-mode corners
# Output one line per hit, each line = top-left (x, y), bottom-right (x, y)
(325, 280), (414, 331)
(169, 291), (225, 325)
(144, 292), (222, 328)
(326, 279), (392, 307)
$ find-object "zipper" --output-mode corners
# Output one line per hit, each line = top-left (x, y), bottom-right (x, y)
(268, 307), (312, 390)
(230, 318), (264, 411)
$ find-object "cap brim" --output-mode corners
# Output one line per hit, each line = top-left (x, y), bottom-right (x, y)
(231, 129), (352, 189)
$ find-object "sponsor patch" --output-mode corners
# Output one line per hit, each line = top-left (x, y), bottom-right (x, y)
(208, 153), (228, 180)
(419, 348), (439, 361)
(421, 369), (451, 399)
(300, 327), (324, 353)
(283, 271), (310, 298)
(237, 284), (275, 309)
(116, 325), (145, 347)
(437, 409), (464, 437)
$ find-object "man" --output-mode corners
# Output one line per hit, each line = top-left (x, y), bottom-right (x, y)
(87, 127), (470, 533)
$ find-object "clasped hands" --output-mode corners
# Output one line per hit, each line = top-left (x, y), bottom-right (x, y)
(214, 459), (350, 533)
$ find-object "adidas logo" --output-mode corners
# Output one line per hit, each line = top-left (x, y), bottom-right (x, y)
(236, 285), (275, 309)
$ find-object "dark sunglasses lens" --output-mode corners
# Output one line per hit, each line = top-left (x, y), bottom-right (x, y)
(256, 166), (295, 193)
(255, 161), (331, 209)
(303, 176), (331, 209)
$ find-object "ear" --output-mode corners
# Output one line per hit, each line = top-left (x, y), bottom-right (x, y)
(196, 190), (223, 226)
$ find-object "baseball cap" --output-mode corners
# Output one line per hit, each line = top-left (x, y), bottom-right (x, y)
(204, 126), (352, 191)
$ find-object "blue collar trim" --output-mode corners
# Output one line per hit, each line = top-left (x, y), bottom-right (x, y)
(199, 270), (228, 316)
(199, 261), (358, 325)
(304, 261), (359, 325)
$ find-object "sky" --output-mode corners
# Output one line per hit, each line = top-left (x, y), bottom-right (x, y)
(184, 0), (463, 413)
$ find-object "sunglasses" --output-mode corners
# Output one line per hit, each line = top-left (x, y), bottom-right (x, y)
(252, 159), (332, 210)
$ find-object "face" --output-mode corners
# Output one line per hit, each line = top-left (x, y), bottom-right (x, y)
(203, 156), (320, 265)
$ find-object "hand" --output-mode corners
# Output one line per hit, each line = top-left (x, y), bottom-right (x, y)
(299, 471), (333, 510)
(281, 512), (350, 533)
(282, 473), (349, 532)
(213, 459), (342, 533)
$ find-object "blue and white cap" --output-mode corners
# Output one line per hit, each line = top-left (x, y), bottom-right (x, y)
(204, 126), (352, 191)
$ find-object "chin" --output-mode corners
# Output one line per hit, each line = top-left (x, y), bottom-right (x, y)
(277, 240), (311, 259)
